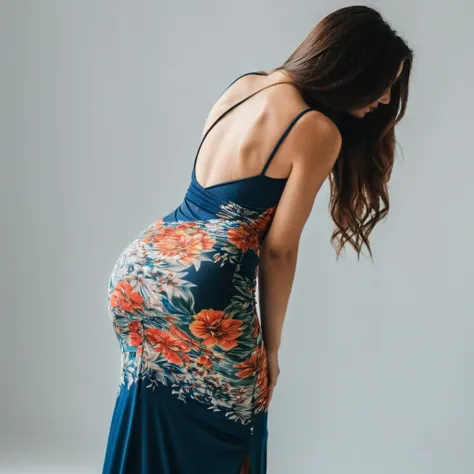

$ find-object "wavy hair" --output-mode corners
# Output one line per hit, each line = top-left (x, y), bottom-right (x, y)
(268, 5), (414, 260)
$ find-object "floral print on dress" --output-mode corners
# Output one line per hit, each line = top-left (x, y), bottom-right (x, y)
(107, 202), (276, 425)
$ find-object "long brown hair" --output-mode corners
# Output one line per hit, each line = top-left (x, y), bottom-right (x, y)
(269, 6), (414, 260)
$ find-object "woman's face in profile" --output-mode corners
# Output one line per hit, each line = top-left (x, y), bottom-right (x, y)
(348, 61), (404, 118)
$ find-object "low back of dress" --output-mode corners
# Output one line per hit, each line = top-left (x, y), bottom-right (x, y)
(164, 71), (315, 220)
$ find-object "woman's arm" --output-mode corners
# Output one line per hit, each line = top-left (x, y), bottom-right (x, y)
(258, 111), (342, 395)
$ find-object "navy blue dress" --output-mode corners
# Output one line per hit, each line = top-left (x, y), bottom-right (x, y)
(102, 71), (314, 474)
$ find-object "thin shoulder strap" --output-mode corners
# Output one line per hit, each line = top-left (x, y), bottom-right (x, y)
(260, 107), (315, 175)
(192, 78), (297, 177)
(218, 71), (268, 97)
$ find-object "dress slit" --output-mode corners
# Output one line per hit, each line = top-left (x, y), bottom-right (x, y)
(239, 452), (251, 474)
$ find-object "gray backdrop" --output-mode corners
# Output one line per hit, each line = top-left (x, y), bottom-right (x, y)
(1, 1), (473, 473)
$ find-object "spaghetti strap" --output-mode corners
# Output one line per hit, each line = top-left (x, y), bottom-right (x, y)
(192, 77), (297, 178)
(218, 71), (267, 97)
(260, 107), (315, 175)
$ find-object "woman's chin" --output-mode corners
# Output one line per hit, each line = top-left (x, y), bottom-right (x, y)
(348, 109), (367, 119)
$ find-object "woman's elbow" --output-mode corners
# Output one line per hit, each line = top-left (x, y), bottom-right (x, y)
(260, 241), (299, 262)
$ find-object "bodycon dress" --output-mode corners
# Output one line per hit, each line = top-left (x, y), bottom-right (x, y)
(102, 71), (315, 474)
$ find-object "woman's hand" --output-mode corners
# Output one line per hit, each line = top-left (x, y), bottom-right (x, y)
(266, 350), (280, 407)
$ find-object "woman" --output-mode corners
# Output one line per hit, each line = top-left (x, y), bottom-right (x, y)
(102, 5), (413, 474)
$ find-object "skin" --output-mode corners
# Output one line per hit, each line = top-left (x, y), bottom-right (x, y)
(257, 102), (341, 407)
(258, 64), (403, 406)
(196, 62), (403, 408)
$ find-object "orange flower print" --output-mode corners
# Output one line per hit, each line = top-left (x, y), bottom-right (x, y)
(227, 224), (259, 253)
(153, 226), (215, 264)
(233, 349), (259, 379)
(196, 355), (213, 367)
(169, 324), (201, 350)
(253, 206), (276, 235)
(128, 321), (142, 347)
(110, 281), (144, 313)
(144, 328), (192, 366)
(168, 324), (192, 341)
(164, 315), (180, 324)
(256, 344), (268, 391)
(189, 309), (243, 351)
(141, 225), (174, 244)
(153, 218), (164, 229)
(176, 222), (202, 231)
(253, 344), (269, 411)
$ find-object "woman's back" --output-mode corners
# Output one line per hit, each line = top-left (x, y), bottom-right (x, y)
(194, 71), (311, 190)
(165, 70), (318, 216)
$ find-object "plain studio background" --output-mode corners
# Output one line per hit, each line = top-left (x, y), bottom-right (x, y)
(1, 1), (473, 473)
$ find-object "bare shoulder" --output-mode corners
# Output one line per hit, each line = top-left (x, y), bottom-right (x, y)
(203, 74), (263, 130)
(294, 109), (342, 168)
(261, 109), (342, 254)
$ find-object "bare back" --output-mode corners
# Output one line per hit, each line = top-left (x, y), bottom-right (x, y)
(194, 71), (316, 190)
